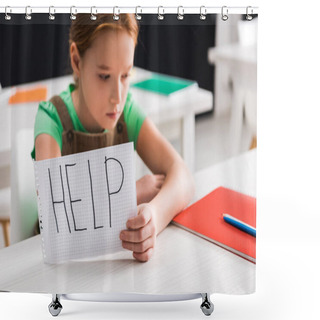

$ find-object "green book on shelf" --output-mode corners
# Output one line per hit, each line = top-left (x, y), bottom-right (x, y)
(131, 74), (196, 96)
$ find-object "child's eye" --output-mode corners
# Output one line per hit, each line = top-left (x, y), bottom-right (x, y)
(99, 74), (110, 81)
(122, 74), (130, 79)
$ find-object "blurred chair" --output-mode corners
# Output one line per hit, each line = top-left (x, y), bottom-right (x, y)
(0, 84), (12, 247)
(9, 76), (72, 244)
(10, 127), (38, 244)
(10, 98), (39, 243)
(0, 188), (10, 247)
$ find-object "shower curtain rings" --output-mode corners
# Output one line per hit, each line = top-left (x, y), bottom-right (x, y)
(90, 6), (97, 21)
(200, 6), (207, 20)
(246, 6), (253, 21)
(177, 6), (184, 20)
(70, 6), (77, 20)
(113, 6), (120, 21)
(25, 6), (32, 20)
(158, 6), (164, 20)
(5, 6), (12, 20)
(49, 6), (55, 21)
(135, 6), (142, 20)
(221, 6), (228, 21)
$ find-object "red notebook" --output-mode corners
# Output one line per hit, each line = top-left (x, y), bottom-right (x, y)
(172, 186), (256, 263)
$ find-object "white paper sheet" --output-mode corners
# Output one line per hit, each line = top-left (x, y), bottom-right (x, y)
(34, 142), (137, 264)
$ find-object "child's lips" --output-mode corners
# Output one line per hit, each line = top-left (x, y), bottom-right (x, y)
(106, 112), (119, 120)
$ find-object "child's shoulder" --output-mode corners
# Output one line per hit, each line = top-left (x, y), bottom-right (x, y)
(36, 99), (64, 131)
(38, 99), (57, 115)
(35, 88), (73, 135)
(37, 85), (73, 121)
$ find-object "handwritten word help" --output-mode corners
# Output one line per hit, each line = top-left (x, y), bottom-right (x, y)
(48, 157), (124, 233)
(34, 143), (137, 263)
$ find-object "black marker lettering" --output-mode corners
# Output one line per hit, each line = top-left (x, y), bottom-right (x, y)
(105, 157), (124, 228)
(48, 166), (71, 234)
(88, 160), (103, 229)
(65, 163), (87, 232)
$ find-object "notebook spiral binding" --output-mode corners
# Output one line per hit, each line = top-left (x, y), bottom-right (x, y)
(34, 164), (46, 259)
(1, 6), (258, 21)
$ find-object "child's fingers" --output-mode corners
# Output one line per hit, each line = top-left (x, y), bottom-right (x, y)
(155, 174), (165, 188)
(133, 248), (154, 262)
(121, 220), (156, 243)
(155, 174), (165, 180)
(122, 235), (155, 253)
(126, 206), (152, 230)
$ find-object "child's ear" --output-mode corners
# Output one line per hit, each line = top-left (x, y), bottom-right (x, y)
(70, 42), (81, 78)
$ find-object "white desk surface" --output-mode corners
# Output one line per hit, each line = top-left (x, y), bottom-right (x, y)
(0, 150), (256, 294)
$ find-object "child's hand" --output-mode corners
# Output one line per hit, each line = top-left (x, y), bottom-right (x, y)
(120, 203), (158, 262)
(136, 174), (165, 204)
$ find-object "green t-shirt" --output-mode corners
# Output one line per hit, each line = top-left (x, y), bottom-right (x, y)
(31, 84), (146, 159)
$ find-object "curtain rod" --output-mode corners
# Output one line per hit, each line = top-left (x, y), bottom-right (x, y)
(0, 6), (259, 16)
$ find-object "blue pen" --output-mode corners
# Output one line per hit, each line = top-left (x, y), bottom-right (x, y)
(223, 214), (256, 237)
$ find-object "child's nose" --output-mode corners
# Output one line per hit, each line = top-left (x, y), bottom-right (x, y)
(110, 79), (121, 105)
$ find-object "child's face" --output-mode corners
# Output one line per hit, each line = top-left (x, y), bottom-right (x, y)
(77, 29), (135, 131)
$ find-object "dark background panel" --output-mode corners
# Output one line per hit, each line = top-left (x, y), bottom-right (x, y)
(0, 14), (216, 94)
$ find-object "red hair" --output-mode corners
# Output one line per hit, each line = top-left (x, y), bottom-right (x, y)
(69, 14), (139, 85)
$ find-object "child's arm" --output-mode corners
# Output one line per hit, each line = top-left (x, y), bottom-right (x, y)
(120, 118), (195, 262)
(136, 174), (165, 204)
(35, 134), (62, 160)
